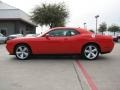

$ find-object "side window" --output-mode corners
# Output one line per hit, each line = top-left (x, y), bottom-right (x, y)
(46, 29), (80, 37)
(47, 29), (67, 37)
(66, 29), (80, 36)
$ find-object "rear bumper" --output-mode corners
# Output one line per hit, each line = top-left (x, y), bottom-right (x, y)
(100, 42), (114, 54)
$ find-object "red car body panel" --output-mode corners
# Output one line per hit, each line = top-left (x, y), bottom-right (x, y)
(6, 27), (114, 55)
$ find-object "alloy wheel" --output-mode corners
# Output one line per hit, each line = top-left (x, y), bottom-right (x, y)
(84, 45), (99, 60)
(15, 45), (30, 60)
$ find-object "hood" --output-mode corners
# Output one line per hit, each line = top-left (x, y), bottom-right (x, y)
(8, 36), (36, 42)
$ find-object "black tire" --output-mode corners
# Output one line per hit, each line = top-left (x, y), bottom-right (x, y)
(15, 44), (31, 60)
(82, 44), (99, 60)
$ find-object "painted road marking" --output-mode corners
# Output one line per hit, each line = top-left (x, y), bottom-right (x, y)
(76, 60), (97, 90)
(73, 62), (90, 90)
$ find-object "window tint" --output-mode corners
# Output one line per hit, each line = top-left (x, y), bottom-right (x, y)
(48, 30), (66, 36)
(47, 29), (80, 37)
(70, 30), (80, 36)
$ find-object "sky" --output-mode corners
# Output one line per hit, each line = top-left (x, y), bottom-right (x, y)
(2, 0), (120, 33)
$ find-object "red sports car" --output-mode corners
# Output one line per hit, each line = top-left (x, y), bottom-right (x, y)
(6, 27), (114, 60)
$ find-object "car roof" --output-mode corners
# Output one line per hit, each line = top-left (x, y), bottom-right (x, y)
(50, 27), (92, 34)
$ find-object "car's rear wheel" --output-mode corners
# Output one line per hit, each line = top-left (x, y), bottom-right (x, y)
(82, 44), (99, 60)
(15, 45), (31, 60)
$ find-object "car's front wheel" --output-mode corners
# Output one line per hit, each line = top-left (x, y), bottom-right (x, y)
(15, 45), (31, 60)
(82, 44), (99, 60)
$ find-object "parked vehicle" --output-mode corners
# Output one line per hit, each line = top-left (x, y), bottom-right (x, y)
(25, 34), (37, 37)
(6, 27), (114, 60)
(0, 33), (7, 44)
(113, 35), (120, 42)
(117, 35), (120, 42)
(113, 36), (117, 42)
(6, 34), (23, 41)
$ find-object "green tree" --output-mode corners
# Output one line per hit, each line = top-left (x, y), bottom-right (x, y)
(108, 25), (120, 36)
(31, 3), (69, 28)
(98, 22), (107, 35)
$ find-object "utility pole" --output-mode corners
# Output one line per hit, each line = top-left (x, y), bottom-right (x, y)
(95, 15), (99, 34)
(83, 22), (87, 29)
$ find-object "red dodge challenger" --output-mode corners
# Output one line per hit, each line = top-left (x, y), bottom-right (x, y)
(6, 27), (114, 60)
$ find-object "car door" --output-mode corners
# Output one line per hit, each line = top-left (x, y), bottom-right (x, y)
(36, 29), (68, 54)
(58, 29), (81, 54)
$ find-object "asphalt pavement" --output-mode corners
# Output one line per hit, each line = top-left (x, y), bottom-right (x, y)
(0, 43), (120, 90)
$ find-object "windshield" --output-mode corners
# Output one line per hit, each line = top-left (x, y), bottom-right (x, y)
(37, 29), (50, 37)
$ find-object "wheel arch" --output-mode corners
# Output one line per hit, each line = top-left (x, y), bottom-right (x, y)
(81, 42), (101, 54)
(13, 43), (32, 54)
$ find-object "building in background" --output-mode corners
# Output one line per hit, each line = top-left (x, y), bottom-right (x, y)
(0, 1), (36, 36)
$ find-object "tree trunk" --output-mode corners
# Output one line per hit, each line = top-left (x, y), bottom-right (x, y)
(114, 31), (116, 36)
(102, 32), (103, 35)
(49, 23), (55, 28)
(49, 23), (53, 28)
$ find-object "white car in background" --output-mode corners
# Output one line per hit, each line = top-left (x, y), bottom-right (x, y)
(6, 34), (23, 42)
(25, 34), (37, 37)
(0, 33), (7, 44)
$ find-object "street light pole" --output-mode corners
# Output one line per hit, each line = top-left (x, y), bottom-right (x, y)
(95, 15), (99, 34)
(83, 22), (87, 29)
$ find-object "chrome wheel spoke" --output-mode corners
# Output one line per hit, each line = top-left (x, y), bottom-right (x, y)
(23, 52), (28, 56)
(16, 52), (22, 55)
(92, 48), (97, 53)
(88, 46), (92, 51)
(87, 53), (91, 58)
(20, 53), (24, 59)
(18, 47), (23, 51)
(23, 48), (27, 52)
(85, 49), (90, 53)
(91, 52), (96, 58)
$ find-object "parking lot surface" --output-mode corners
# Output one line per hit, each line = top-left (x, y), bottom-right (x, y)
(0, 43), (120, 90)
